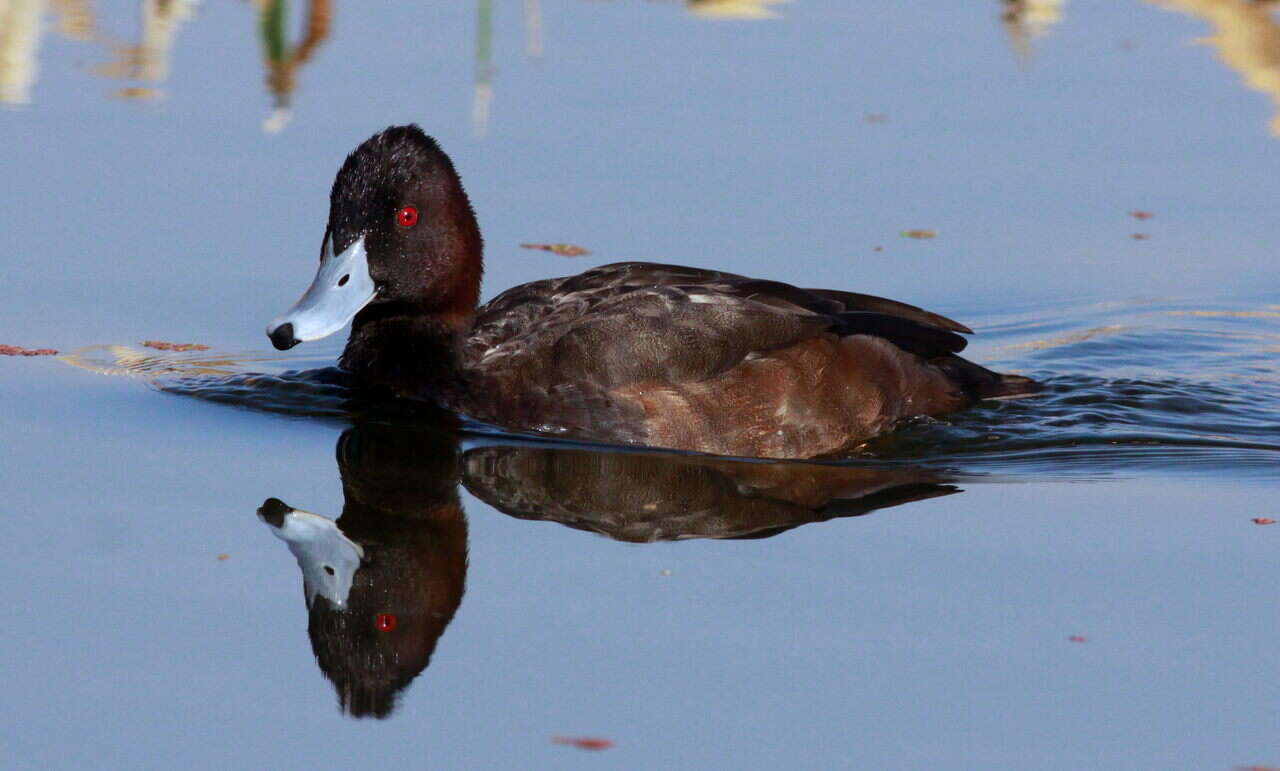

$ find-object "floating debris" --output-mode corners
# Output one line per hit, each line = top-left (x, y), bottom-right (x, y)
(900, 230), (936, 239)
(520, 242), (591, 257)
(113, 87), (161, 101)
(687, 0), (792, 20)
(216, 553), (230, 561)
(1067, 635), (1087, 643)
(1251, 517), (1275, 525)
(552, 737), (614, 751)
(1001, 0), (1065, 62)
(864, 113), (888, 124)
(1129, 210), (1154, 220)
(660, 569), (672, 576)
(0, 345), (58, 356)
(142, 340), (210, 352)
(1130, 233), (1151, 240)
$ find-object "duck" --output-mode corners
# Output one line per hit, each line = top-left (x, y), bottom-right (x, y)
(266, 124), (1041, 459)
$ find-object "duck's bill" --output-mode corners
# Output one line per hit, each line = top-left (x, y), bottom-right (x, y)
(257, 497), (364, 609)
(266, 236), (376, 350)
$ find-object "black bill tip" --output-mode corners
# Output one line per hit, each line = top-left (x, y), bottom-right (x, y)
(257, 497), (293, 527)
(268, 322), (299, 351)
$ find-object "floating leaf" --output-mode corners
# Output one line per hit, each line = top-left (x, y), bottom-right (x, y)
(216, 553), (230, 561)
(552, 737), (614, 751)
(1067, 635), (1087, 643)
(1129, 210), (1154, 220)
(1130, 233), (1151, 240)
(900, 230), (936, 239)
(142, 340), (211, 352)
(113, 87), (161, 101)
(520, 242), (591, 257)
(0, 344), (58, 356)
(1251, 517), (1275, 525)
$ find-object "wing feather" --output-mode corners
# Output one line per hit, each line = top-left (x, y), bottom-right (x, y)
(466, 261), (972, 390)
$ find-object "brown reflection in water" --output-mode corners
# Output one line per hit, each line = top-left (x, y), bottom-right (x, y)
(999, 0), (1065, 63)
(464, 445), (958, 542)
(1152, 0), (1280, 135)
(259, 420), (957, 716)
(253, 0), (331, 133)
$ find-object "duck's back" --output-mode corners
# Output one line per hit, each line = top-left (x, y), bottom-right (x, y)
(458, 262), (1037, 458)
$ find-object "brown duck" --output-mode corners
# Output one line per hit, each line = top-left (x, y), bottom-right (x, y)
(267, 125), (1040, 459)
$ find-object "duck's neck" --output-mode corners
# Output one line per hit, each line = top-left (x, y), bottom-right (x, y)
(340, 302), (475, 401)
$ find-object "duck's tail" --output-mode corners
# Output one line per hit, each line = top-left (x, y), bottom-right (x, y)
(936, 355), (1045, 402)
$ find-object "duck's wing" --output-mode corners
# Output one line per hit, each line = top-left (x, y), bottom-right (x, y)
(547, 262), (973, 334)
(467, 262), (969, 388)
(470, 284), (829, 389)
(801, 288), (973, 334)
(472, 261), (970, 353)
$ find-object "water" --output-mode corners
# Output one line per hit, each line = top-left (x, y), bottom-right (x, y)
(3, 2), (1279, 769)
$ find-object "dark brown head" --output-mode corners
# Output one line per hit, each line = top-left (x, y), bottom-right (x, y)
(267, 125), (483, 351)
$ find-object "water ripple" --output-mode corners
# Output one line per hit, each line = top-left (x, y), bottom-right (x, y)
(60, 295), (1280, 478)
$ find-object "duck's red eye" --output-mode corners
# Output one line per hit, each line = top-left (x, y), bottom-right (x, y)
(375, 613), (397, 632)
(396, 206), (418, 227)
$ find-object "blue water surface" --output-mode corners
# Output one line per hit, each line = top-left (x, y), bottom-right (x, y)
(2, 2), (1278, 769)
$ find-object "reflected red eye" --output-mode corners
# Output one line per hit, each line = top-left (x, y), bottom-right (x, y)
(396, 206), (418, 227)
(375, 613), (397, 632)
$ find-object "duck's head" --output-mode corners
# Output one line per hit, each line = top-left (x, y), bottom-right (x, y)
(267, 125), (482, 351)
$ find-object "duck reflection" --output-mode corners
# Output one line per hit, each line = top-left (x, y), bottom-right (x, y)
(258, 421), (466, 719)
(258, 419), (959, 717)
(465, 445), (958, 541)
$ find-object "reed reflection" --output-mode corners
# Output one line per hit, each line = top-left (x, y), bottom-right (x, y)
(6, 0), (1280, 138)
(1152, 0), (1280, 135)
(999, 0), (1064, 63)
(94, 0), (196, 102)
(685, 0), (793, 20)
(259, 418), (958, 717)
(254, 0), (331, 133)
(0, 0), (93, 103)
